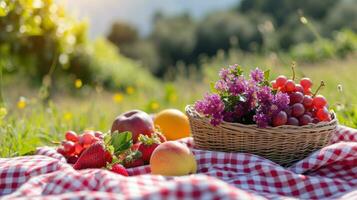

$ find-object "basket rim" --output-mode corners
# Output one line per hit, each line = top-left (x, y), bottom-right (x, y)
(185, 104), (338, 130)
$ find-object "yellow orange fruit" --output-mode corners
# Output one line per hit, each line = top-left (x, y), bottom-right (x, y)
(154, 109), (191, 140)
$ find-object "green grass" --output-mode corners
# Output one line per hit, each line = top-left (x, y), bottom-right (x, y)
(1, 54), (357, 157)
(0, 81), (197, 157)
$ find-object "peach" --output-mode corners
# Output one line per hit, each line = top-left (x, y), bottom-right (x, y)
(111, 110), (155, 143)
(150, 141), (197, 176)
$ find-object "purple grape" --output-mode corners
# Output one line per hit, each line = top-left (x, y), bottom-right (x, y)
(272, 111), (288, 127)
(284, 107), (292, 116)
(287, 117), (299, 126)
(299, 114), (312, 126)
(305, 112), (313, 117)
(295, 84), (304, 93)
(289, 92), (304, 105)
(291, 103), (305, 117)
(312, 118), (320, 124)
(303, 95), (313, 108)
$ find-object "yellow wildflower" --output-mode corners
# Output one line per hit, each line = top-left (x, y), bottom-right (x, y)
(75, 79), (82, 89)
(63, 112), (73, 121)
(17, 97), (27, 109)
(150, 102), (160, 111)
(169, 93), (177, 103)
(126, 86), (135, 95)
(113, 93), (123, 103)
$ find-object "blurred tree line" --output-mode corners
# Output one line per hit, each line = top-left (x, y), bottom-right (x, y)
(107, 0), (357, 78)
(0, 0), (158, 97)
(0, 0), (87, 83)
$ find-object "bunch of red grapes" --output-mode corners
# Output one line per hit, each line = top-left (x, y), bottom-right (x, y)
(271, 76), (331, 127)
(57, 130), (104, 163)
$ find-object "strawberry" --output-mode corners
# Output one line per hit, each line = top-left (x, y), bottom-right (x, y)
(138, 143), (159, 164)
(105, 151), (113, 163)
(123, 150), (144, 168)
(73, 142), (112, 170)
(137, 134), (160, 164)
(111, 163), (129, 176)
(124, 158), (144, 168)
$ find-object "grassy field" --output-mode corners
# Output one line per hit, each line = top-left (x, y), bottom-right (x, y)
(1, 54), (357, 157)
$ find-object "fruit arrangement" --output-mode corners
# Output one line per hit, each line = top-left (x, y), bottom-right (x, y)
(187, 64), (337, 166)
(194, 64), (332, 127)
(56, 109), (196, 176)
(271, 75), (330, 126)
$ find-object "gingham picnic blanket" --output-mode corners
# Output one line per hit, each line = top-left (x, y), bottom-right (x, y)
(1, 125), (357, 200)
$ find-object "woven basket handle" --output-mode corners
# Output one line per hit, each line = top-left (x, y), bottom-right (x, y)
(185, 105), (202, 119)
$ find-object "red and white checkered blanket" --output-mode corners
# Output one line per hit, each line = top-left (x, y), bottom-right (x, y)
(1, 125), (357, 199)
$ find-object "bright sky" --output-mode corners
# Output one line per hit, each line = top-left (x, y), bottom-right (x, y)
(59, 0), (239, 38)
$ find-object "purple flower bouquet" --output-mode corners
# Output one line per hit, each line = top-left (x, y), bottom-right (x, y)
(195, 64), (289, 128)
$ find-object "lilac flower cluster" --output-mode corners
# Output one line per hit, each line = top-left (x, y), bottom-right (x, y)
(195, 65), (290, 127)
(195, 93), (225, 126)
(250, 68), (264, 83)
(254, 87), (290, 127)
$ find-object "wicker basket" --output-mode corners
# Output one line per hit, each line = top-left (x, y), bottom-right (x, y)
(186, 105), (338, 166)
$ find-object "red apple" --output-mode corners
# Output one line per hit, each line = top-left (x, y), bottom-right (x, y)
(111, 110), (155, 143)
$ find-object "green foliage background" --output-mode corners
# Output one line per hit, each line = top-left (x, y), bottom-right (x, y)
(107, 0), (357, 77)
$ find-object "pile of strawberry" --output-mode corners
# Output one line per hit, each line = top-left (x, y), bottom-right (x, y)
(56, 130), (166, 176)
